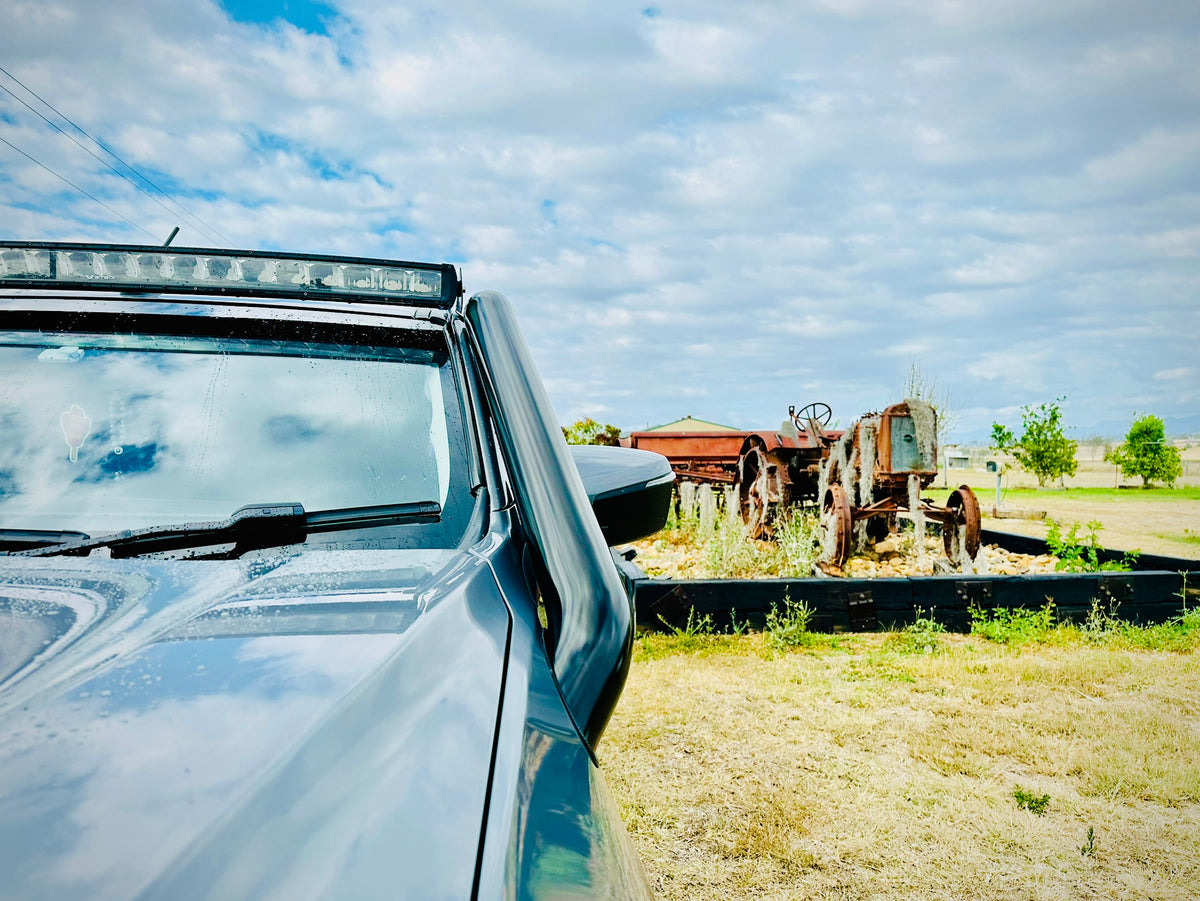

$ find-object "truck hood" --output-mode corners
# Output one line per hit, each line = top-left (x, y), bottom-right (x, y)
(0, 547), (509, 900)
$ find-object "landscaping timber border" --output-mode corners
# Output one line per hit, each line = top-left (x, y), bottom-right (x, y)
(624, 530), (1199, 635)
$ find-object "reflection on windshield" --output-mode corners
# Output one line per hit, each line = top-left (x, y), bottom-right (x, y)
(0, 334), (452, 533)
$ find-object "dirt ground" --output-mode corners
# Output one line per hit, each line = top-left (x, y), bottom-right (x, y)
(981, 495), (1199, 561)
(932, 466), (1200, 559)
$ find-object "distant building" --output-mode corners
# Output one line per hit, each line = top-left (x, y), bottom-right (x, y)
(642, 415), (741, 433)
(945, 446), (971, 469)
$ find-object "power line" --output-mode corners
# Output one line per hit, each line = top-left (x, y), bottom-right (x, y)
(0, 133), (159, 240)
(0, 81), (228, 246)
(0, 65), (233, 246)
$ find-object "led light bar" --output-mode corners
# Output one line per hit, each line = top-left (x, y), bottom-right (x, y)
(0, 242), (460, 308)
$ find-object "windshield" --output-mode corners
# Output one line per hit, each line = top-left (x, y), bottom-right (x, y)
(0, 324), (472, 547)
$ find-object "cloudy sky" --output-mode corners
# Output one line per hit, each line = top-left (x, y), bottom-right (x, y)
(2, 0), (1198, 441)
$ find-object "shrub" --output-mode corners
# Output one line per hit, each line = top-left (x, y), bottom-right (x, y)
(1104, 413), (1183, 488)
(970, 601), (1057, 645)
(887, 607), (947, 654)
(561, 417), (621, 446)
(764, 597), (816, 651)
(1046, 520), (1138, 572)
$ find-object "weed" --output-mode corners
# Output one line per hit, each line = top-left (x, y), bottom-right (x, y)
(1046, 519), (1139, 572)
(650, 486), (821, 579)
(1089, 607), (1200, 653)
(1071, 588), (1200, 651)
(661, 607), (714, 638)
(886, 607), (946, 654)
(1013, 787), (1050, 815)
(1081, 826), (1096, 857)
(729, 609), (749, 636)
(772, 510), (821, 578)
(970, 601), (1057, 645)
(764, 596), (816, 652)
(1083, 596), (1124, 637)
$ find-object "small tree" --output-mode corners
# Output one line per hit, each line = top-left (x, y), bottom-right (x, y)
(991, 399), (1078, 487)
(1104, 413), (1182, 487)
(902, 360), (958, 437)
(562, 417), (622, 446)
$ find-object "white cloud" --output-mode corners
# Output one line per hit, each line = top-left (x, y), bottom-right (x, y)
(0, 0), (1198, 440)
(1083, 127), (1200, 189)
(1154, 367), (1194, 381)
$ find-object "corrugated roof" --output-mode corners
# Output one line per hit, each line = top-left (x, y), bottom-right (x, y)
(644, 416), (741, 433)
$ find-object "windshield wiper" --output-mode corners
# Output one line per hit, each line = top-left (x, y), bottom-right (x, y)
(0, 529), (91, 551)
(8, 501), (441, 559)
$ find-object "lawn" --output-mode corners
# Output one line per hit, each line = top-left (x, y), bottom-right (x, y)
(970, 485), (1200, 560)
(602, 612), (1200, 900)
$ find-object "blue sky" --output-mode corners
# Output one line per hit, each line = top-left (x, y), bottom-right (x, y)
(2, 0), (1198, 441)
(220, 0), (337, 33)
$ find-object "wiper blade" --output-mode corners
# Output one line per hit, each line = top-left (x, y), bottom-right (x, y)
(304, 502), (441, 534)
(11, 503), (307, 559)
(0, 529), (91, 551)
(8, 501), (441, 559)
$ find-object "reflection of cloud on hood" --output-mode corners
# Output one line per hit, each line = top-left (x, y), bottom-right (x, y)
(0, 631), (406, 898)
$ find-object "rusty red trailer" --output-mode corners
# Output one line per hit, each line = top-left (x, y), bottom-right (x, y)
(621, 403), (844, 536)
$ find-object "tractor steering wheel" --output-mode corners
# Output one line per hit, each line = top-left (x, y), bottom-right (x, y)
(793, 402), (833, 430)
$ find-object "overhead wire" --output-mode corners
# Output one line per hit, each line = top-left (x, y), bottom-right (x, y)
(0, 133), (159, 241)
(0, 65), (233, 246)
(0, 81), (229, 246)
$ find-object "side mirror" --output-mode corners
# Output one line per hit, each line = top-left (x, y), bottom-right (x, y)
(569, 445), (675, 546)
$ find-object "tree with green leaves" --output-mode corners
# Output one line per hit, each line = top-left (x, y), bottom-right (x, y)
(562, 417), (622, 446)
(1104, 413), (1182, 488)
(991, 399), (1078, 487)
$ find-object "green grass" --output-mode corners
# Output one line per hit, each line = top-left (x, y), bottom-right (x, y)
(992, 486), (1200, 501)
(638, 602), (1200, 660)
(653, 496), (821, 580)
(1164, 528), (1200, 545)
(763, 597), (819, 652)
(970, 601), (1061, 645)
(1046, 519), (1139, 571)
(883, 607), (947, 655)
(964, 599), (1200, 653)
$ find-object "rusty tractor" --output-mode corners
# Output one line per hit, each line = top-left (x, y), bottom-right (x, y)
(623, 399), (982, 570)
(817, 400), (981, 569)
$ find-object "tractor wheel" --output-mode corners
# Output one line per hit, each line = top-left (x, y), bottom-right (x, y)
(737, 446), (769, 539)
(943, 485), (982, 562)
(738, 445), (794, 540)
(821, 484), (853, 566)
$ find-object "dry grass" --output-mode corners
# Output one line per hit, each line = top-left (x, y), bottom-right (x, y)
(602, 632), (1200, 900)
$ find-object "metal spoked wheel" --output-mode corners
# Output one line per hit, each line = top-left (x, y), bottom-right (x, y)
(737, 446), (764, 539)
(793, 402), (833, 432)
(942, 485), (982, 562)
(822, 483), (853, 566)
